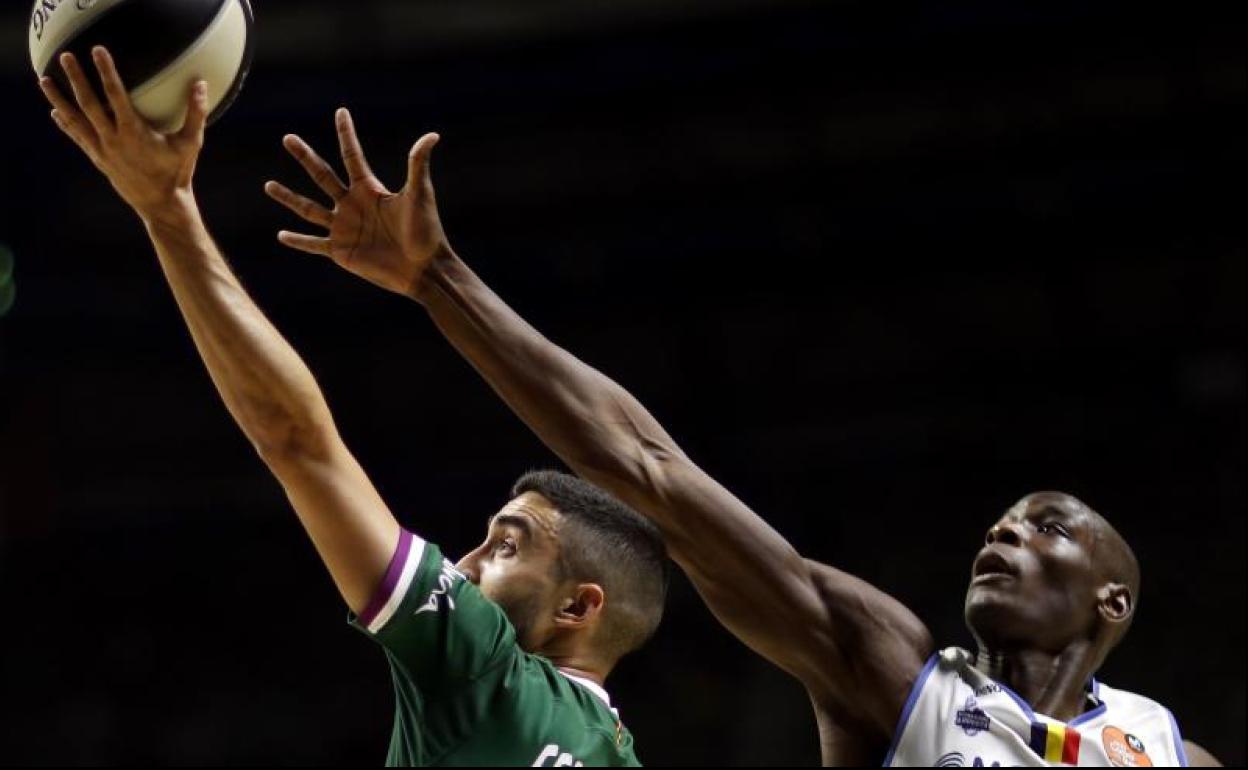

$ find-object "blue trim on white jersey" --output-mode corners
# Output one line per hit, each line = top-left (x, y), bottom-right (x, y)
(994, 674), (1105, 727)
(996, 678), (1038, 721)
(882, 653), (940, 767)
(1166, 708), (1189, 767)
(1069, 676), (1107, 727)
(1068, 700), (1108, 727)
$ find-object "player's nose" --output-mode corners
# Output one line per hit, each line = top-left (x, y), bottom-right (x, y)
(454, 554), (480, 584)
(985, 519), (1025, 547)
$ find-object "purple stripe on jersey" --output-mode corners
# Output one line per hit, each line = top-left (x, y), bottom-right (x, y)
(357, 529), (413, 628)
(882, 653), (940, 767)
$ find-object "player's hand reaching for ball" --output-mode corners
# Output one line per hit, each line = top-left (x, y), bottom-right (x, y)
(38, 47), (208, 224)
(265, 110), (447, 300)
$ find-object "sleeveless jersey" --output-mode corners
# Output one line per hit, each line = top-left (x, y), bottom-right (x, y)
(885, 647), (1188, 767)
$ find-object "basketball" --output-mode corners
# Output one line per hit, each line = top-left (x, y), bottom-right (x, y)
(29, 0), (255, 132)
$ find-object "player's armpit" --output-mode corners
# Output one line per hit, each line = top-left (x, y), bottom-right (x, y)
(260, 431), (402, 616)
(801, 559), (933, 736)
(1184, 740), (1223, 767)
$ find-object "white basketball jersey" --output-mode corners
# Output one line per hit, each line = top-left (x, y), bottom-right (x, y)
(885, 648), (1188, 767)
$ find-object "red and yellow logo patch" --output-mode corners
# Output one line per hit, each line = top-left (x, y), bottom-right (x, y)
(1102, 726), (1153, 767)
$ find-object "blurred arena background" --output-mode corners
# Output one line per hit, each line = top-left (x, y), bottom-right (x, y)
(0, 1), (1242, 764)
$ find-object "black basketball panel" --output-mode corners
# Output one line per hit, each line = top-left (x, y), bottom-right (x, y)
(41, 0), (227, 106)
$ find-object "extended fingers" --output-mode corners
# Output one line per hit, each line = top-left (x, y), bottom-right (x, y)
(58, 52), (111, 135)
(39, 76), (92, 137)
(177, 80), (209, 148)
(406, 132), (441, 192)
(264, 180), (334, 228)
(90, 47), (138, 126)
(276, 230), (332, 257)
(39, 78), (102, 159)
(335, 108), (375, 183)
(48, 108), (104, 165)
(38, 75), (79, 116)
(282, 134), (347, 201)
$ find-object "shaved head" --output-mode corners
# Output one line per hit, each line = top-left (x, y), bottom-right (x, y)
(1080, 498), (1141, 641)
(1031, 492), (1140, 606)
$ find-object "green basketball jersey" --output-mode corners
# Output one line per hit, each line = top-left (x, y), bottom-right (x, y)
(351, 529), (642, 767)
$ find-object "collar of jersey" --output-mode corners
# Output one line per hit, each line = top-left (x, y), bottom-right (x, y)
(948, 647), (1108, 729)
(557, 669), (619, 716)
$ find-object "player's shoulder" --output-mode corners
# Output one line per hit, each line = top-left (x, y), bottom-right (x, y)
(522, 658), (638, 763)
(523, 655), (618, 720)
(1094, 679), (1172, 716)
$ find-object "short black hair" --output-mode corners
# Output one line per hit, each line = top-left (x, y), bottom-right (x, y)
(511, 470), (669, 661)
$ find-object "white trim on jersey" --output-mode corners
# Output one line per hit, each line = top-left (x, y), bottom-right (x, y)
(558, 671), (620, 718)
(367, 535), (427, 634)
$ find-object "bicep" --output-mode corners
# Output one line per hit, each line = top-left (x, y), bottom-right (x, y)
(1184, 741), (1222, 768)
(596, 454), (827, 670)
(801, 560), (932, 733)
(260, 431), (401, 615)
(608, 456), (930, 734)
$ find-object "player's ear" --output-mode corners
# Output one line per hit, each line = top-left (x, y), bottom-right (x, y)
(1096, 582), (1133, 624)
(555, 583), (605, 629)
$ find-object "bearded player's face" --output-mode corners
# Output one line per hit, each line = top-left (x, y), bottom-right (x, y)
(964, 492), (1102, 650)
(455, 491), (570, 650)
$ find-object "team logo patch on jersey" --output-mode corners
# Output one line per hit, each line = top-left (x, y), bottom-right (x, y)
(1102, 726), (1153, 767)
(414, 559), (465, 616)
(955, 696), (991, 736)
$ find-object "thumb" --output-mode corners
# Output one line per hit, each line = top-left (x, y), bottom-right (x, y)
(178, 80), (209, 147)
(406, 132), (440, 193)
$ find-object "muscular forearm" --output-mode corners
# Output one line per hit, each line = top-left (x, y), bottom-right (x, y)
(421, 250), (818, 596)
(420, 249), (696, 517)
(143, 196), (334, 455)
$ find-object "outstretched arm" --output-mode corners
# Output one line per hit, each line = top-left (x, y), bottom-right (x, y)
(266, 117), (931, 736)
(39, 49), (398, 614)
(1185, 741), (1222, 767)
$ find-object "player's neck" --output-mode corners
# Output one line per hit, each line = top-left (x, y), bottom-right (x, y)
(973, 641), (1099, 723)
(538, 642), (609, 686)
(534, 630), (611, 686)
(553, 663), (607, 688)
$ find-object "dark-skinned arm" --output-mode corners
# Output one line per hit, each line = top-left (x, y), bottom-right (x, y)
(266, 119), (932, 737)
(1185, 740), (1222, 767)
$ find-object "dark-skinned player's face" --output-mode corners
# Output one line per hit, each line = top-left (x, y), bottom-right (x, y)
(964, 492), (1103, 651)
(454, 491), (570, 650)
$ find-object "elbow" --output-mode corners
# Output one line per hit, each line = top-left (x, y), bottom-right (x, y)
(589, 435), (702, 547)
(578, 432), (686, 499)
(245, 405), (336, 465)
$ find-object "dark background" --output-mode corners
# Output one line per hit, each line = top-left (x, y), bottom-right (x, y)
(0, 1), (1243, 765)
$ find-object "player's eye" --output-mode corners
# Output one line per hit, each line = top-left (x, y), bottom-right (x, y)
(494, 538), (517, 556)
(1037, 522), (1069, 538)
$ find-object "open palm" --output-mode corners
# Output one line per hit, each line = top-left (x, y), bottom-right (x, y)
(266, 109), (445, 299)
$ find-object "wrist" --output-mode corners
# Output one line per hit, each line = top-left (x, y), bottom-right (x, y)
(410, 240), (459, 304)
(137, 188), (201, 233)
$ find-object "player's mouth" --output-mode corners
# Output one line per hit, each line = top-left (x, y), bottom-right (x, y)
(971, 549), (1018, 584)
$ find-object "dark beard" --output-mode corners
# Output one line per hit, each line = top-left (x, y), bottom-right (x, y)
(494, 590), (544, 650)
